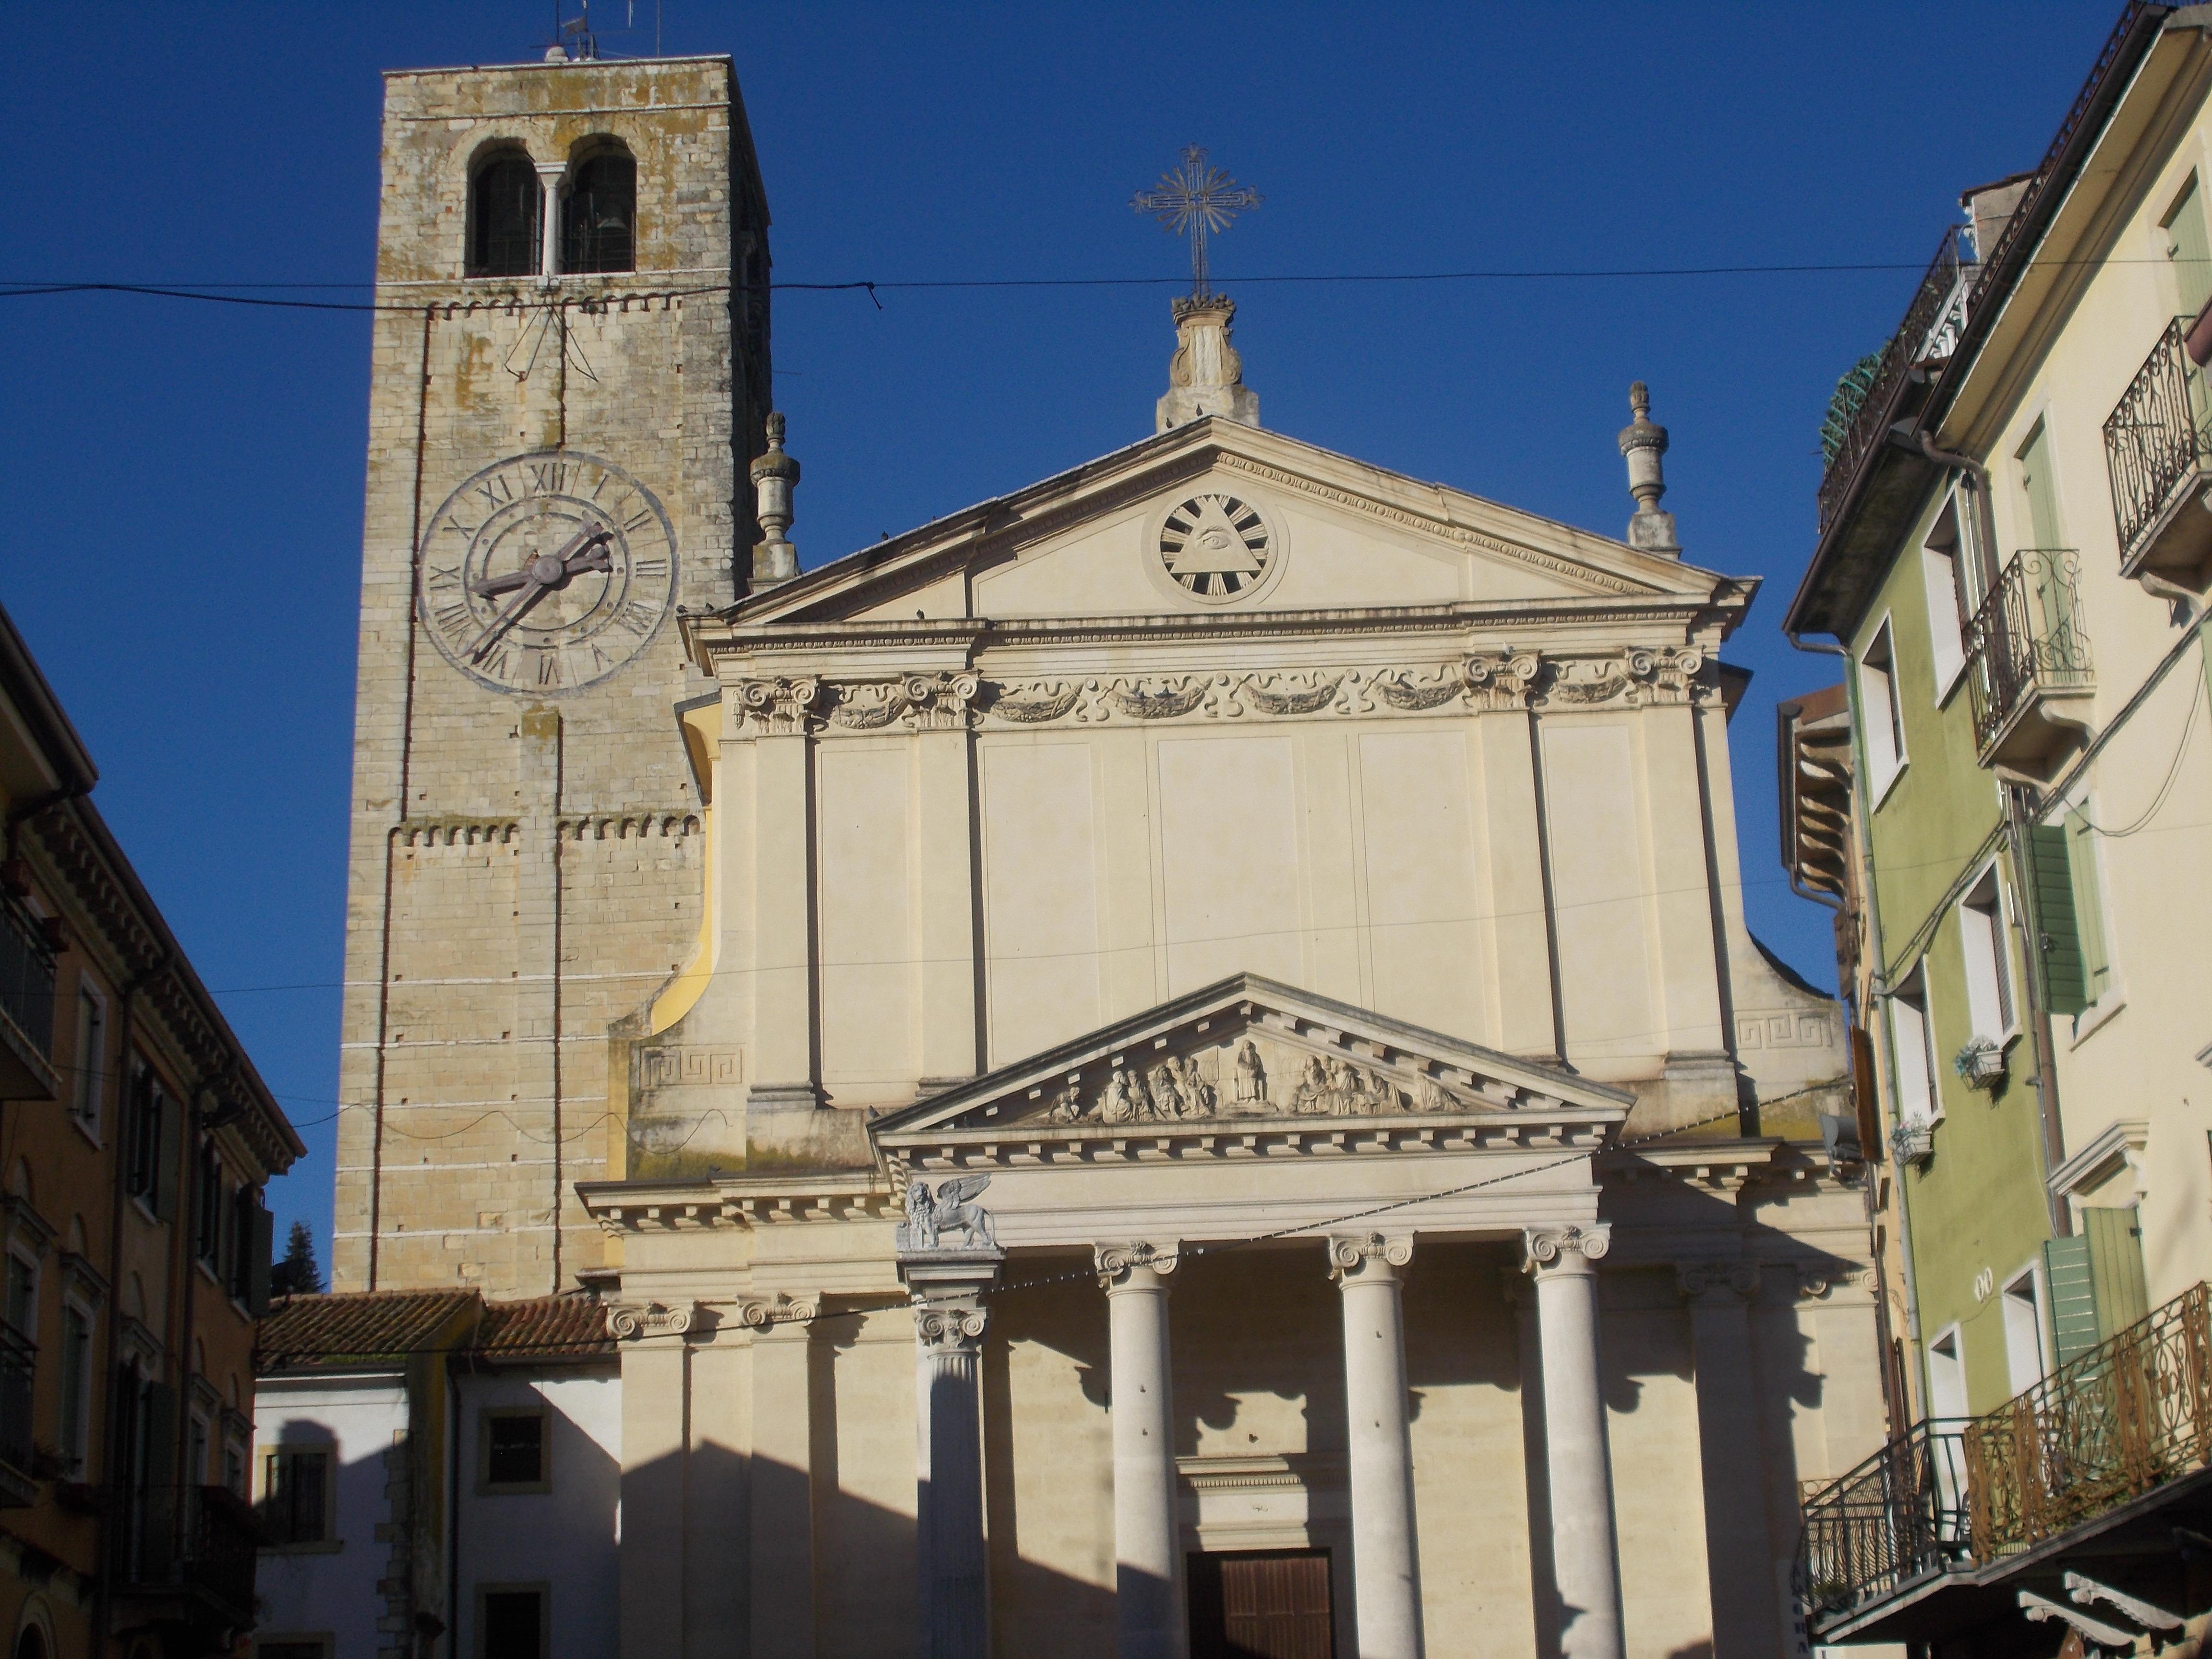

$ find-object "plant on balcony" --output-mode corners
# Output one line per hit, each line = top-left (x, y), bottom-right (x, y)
(1953, 1037), (2007, 1091)
(1890, 1116), (1936, 1165)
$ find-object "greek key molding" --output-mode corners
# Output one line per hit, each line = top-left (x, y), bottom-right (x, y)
(1676, 1260), (1762, 1303)
(1094, 1240), (1181, 1288)
(607, 1299), (703, 1341)
(1327, 1232), (1414, 1285)
(1521, 1223), (1611, 1275)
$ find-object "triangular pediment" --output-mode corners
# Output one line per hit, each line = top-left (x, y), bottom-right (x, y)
(721, 418), (1731, 633)
(870, 974), (1631, 1148)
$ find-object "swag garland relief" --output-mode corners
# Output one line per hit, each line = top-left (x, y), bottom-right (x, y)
(726, 646), (1712, 737)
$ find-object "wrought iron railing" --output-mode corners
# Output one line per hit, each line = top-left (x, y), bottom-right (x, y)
(0, 899), (55, 1060)
(1801, 1283), (2212, 1627)
(122, 1483), (260, 1620)
(1963, 549), (2092, 755)
(2104, 317), (2211, 566)
(1816, 225), (1972, 534)
(1966, 1281), (2212, 1556)
(0, 1324), (34, 1479)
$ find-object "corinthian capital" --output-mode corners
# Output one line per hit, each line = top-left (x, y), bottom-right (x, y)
(1521, 1223), (1611, 1277)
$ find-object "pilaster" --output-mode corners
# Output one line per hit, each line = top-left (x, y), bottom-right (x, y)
(747, 1294), (823, 1659)
(1676, 1261), (1779, 1659)
(914, 715), (980, 1085)
(1475, 678), (1563, 1061)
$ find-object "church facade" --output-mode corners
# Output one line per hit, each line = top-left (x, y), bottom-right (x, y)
(336, 47), (1882, 1659)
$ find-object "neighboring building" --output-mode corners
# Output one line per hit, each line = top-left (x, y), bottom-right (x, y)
(252, 1291), (618, 1659)
(0, 600), (303, 1659)
(1784, 3), (2212, 1650)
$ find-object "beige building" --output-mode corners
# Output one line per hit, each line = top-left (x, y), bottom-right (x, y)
(338, 44), (1887, 1659)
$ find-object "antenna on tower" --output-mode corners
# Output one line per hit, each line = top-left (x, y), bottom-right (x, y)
(548, 0), (597, 61)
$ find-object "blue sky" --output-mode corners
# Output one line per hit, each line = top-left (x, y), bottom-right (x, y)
(0, 2), (2117, 1259)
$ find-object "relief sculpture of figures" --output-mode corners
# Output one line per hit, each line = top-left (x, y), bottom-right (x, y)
(1235, 1040), (1266, 1104)
(1100, 1070), (1145, 1125)
(898, 1174), (997, 1251)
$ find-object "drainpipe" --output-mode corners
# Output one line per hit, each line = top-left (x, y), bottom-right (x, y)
(1910, 433), (2072, 1236)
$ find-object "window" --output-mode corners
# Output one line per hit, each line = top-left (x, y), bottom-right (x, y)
(231, 1187), (269, 1309)
(260, 1447), (331, 1547)
(2166, 173), (2212, 318)
(256, 1642), (331, 1659)
(481, 1407), (548, 1492)
(1889, 964), (1939, 1124)
(468, 148), (541, 278)
(480, 1585), (547, 1659)
(562, 145), (635, 274)
(57, 1303), (90, 1476)
(1859, 619), (1907, 798)
(224, 1440), (246, 1497)
(1921, 501), (1970, 695)
(2001, 1267), (2045, 1395)
(194, 1145), (224, 1269)
(1958, 866), (2015, 1042)
(187, 1413), (209, 1487)
(126, 1062), (169, 1212)
(2028, 813), (2114, 1017)
(2016, 420), (2064, 549)
(1928, 1325), (1968, 1419)
(71, 983), (106, 1137)
(4, 1253), (35, 1341)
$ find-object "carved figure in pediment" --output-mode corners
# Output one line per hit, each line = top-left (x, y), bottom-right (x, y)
(1415, 1076), (1462, 1113)
(1234, 1041), (1266, 1105)
(1101, 1070), (1145, 1125)
(1046, 1081), (1087, 1123)
(1292, 1056), (1331, 1114)
(1174, 1054), (1217, 1117)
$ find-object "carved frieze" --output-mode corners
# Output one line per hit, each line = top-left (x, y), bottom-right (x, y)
(1533, 646), (1707, 711)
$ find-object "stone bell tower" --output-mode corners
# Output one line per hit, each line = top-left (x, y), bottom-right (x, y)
(332, 50), (772, 1295)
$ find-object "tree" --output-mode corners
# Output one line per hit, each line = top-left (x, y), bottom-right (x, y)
(269, 1219), (323, 1298)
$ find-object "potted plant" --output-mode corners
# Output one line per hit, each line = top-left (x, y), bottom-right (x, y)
(1891, 1116), (1936, 1166)
(1954, 1036), (2006, 1091)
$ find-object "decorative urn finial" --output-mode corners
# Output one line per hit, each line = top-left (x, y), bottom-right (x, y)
(749, 412), (800, 589)
(1616, 381), (1680, 555)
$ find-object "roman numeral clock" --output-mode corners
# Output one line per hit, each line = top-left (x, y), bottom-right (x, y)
(417, 451), (677, 694)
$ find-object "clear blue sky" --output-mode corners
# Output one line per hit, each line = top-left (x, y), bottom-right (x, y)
(0, 2), (2116, 1262)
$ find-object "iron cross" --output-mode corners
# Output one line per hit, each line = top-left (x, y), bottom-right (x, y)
(1131, 145), (1262, 300)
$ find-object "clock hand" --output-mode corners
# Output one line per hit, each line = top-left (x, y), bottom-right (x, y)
(467, 525), (614, 597)
(465, 575), (551, 663)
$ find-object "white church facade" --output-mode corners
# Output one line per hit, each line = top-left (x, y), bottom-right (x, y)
(329, 48), (1882, 1659)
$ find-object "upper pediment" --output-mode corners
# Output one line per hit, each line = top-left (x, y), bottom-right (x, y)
(716, 419), (1735, 636)
(871, 974), (1632, 1148)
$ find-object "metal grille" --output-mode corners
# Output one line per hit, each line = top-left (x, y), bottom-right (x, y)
(1815, 226), (1969, 533)
(0, 899), (54, 1059)
(1963, 549), (2092, 755)
(469, 153), (540, 279)
(564, 152), (636, 275)
(126, 1483), (260, 1620)
(1800, 1419), (1972, 1621)
(0, 1324), (34, 1480)
(2104, 317), (2210, 565)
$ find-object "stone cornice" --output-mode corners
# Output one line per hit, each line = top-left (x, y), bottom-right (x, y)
(580, 1174), (899, 1235)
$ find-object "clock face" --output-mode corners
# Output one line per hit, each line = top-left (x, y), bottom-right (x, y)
(416, 451), (678, 696)
(1157, 492), (1273, 602)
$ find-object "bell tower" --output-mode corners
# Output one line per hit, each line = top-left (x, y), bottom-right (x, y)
(333, 51), (772, 1294)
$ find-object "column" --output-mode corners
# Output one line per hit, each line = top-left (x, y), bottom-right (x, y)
(1330, 1234), (1423, 1659)
(1677, 1262), (1780, 1659)
(535, 160), (566, 279)
(748, 1298), (821, 1659)
(1096, 1242), (1180, 1659)
(1524, 1225), (1624, 1659)
(901, 1249), (1005, 1659)
(614, 1302), (694, 1659)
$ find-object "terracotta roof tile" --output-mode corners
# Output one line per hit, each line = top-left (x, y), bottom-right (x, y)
(472, 1295), (615, 1359)
(256, 1289), (480, 1369)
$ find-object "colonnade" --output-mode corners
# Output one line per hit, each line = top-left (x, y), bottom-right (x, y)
(898, 1222), (1624, 1659)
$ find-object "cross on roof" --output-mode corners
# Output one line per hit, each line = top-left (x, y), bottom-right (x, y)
(1131, 145), (1262, 300)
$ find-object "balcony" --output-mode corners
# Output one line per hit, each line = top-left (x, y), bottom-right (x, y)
(1801, 1282), (2212, 1648)
(0, 1325), (35, 1507)
(1964, 549), (2093, 777)
(2104, 316), (2212, 590)
(118, 1483), (261, 1635)
(0, 899), (56, 1102)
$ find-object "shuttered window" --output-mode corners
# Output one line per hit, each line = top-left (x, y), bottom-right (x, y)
(2028, 817), (2111, 1016)
(2167, 175), (2212, 318)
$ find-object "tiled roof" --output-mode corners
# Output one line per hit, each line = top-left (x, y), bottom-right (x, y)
(473, 1295), (615, 1360)
(256, 1289), (480, 1370)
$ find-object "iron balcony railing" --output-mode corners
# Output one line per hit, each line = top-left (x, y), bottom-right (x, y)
(1801, 1282), (2212, 1627)
(1800, 1418), (1972, 1619)
(0, 1324), (34, 1482)
(1963, 549), (2093, 757)
(1816, 225), (1973, 534)
(0, 899), (55, 1062)
(123, 1483), (260, 1622)
(2104, 316), (2212, 567)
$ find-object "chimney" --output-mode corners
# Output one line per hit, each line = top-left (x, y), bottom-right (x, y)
(1156, 296), (1259, 433)
(1616, 382), (1680, 556)
(749, 411), (800, 589)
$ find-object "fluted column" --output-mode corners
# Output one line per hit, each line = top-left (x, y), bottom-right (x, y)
(1330, 1233), (1423, 1659)
(900, 1251), (1004, 1659)
(1678, 1262), (1779, 1659)
(1524, 1225), (1623, 1659)
(1097, 1242), (1181, 1659)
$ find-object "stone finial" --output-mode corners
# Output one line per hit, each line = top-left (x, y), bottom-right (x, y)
(749, 412), (800, 589)
(1616, 382), (1680, 556)
(1156, 297), (1260, 433)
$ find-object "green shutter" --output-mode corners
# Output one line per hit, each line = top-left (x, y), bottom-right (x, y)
(2044, 1235), (2101, 1364)
(2029, 825), (2088, 1015)
(2086, 1207), (2150, 1339)
(2169, 177), (2212, 317)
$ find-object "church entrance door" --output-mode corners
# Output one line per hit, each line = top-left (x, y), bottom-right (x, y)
(1187, 1549), (1336, 1659)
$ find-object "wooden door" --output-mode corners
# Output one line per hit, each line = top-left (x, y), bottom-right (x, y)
(1188, 1549), (1336, 1659)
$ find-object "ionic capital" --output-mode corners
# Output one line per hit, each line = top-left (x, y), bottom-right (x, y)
(1675, 1260), (1761, 1305)
(1094, 1240), (1180, 1291)
(606, 1298), (705, 1342)
(1521, 1223), (1611, 1278)
(914, 1303), (990, 1356)
(1327, 1231), (1414, 1286)
(733, 1291), (822, 1337)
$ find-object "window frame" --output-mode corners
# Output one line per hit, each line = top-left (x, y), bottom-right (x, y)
(1921, 498), (1972, 702)
(258, 1443), (338, 1552)
(465, 144), (543, 280)
(1927, 1322), (1969, 1419)
(1957, 863), (2018, 1047)
(1888, 962), (1941, 1127)
(477, 1581), (551, 1659)
(2000, 1261), (2048, 1396)
(477, 1404), (551, 1495)
(1858, 614), (1909, 805)
(70, 979), (107, 1144)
